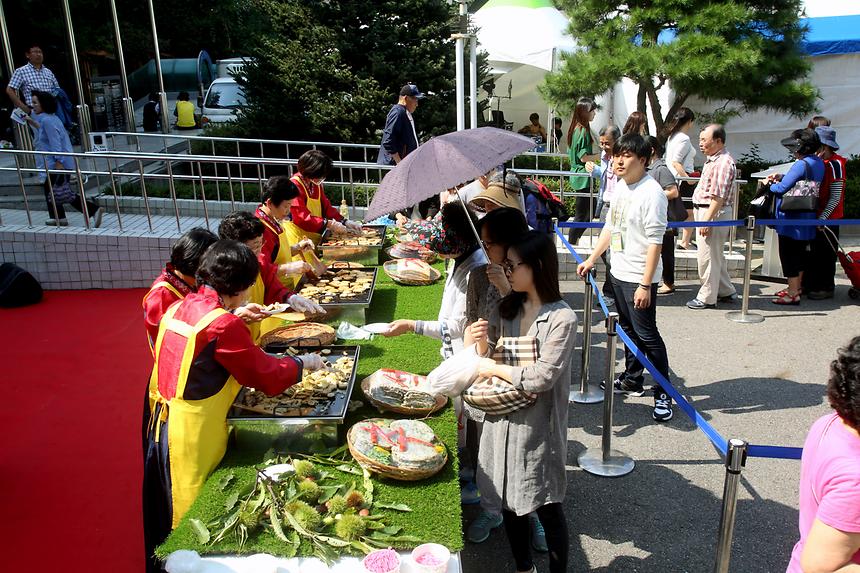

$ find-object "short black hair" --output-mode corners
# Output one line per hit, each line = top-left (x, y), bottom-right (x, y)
(297, 150), (332, 180)
(612, 133), (650, 159)
(553, 117), (562, 127)
(479, 207), (529, 247)
(149, 91), (159, 102)
(441, 200), (479, 248)
(791, 128), (822, 157)
(529, 113), (539, 122)
(218, 211), (264, 243)
(178, 91), (190, 101)
(710, 124), (727, 144)
(827, 336), (860, 431)
(500, 231), (562, 320)
(262, 175), (299, 207)
(26, 43), (42, 53)
(170, 227), (218, 277)
(196, 239), (259, 297)
(645, 135), (665, 158)
(32, 90), (57, 114)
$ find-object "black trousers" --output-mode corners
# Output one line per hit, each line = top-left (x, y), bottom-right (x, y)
(568, 194), (597, 244)
(142, 405), (172, 573)
(661, 231), (676, 286)
(610, 276), (670, 393)
(503, 503), (568, 573)
(802, 225), (839, 293)
(43, 176), (98, 220)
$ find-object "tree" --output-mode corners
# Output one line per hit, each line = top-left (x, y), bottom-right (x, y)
(542, 0), (818, 135)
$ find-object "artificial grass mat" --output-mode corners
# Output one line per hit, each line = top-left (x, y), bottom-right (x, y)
(157, 262), (464, 558)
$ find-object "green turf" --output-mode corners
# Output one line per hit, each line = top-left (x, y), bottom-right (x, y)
(157, 262), (464, 558)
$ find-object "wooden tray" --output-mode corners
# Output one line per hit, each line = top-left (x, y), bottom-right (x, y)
(360, 376), (447, 416)
(347, 419), (447, 481)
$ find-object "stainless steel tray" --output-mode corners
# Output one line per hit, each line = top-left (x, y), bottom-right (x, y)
(319, 225), (386, 266)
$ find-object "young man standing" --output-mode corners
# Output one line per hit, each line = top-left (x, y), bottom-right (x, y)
(578, 134), (673, 422)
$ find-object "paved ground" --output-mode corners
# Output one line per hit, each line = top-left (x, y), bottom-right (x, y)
(460, 276), (860, 572)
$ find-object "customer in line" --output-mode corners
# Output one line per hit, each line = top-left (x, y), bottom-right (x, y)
(577, 134), (673, 422)
(467, 230), (576, 573)
(622, 111), (648, 136)
(644, 136), (681, 295)
(686, 124), (737, 310)
(787, 335), (860, 572)
(663, 107), (697, 250)
(566, 97), (600, 245)
(31, 90), (102, 228)
(586, 124), (621, 304)
(765, 128), (824, 305)
(802, 126), (847, 299)
(470, 175), (525, 216)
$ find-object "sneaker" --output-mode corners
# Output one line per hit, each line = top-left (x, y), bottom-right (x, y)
(45, 218), (69, 227)
(466, 510), (503, 543)
(600, 376), (646, 397)
(717, 293), (738, 303)
(460, 481), (481, 505)
(686, 298), (715, 310)
(92, 207), (104, 228)
(529, 513), (548, 553)
(653, 391), (673, 422)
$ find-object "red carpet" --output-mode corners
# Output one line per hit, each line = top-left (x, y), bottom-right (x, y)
(0, 289), (150, 573)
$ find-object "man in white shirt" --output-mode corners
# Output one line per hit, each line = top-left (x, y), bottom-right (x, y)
(578, 134), (673, 422)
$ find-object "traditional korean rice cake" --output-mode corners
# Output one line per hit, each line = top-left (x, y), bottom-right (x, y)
(367, 369), (437, 410)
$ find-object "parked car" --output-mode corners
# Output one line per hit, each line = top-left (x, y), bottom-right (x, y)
(201, 77), (246, 126)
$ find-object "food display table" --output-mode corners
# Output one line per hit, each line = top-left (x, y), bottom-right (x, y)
(158, 255), (463, 572)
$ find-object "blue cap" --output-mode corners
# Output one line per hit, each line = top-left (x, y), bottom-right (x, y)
(815, 126), (839, 150)
(399, 84), (425, 99)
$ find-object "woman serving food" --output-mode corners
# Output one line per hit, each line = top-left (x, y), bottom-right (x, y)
(286, 150), (362, 246)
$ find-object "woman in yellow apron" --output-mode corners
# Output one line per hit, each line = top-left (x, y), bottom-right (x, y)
(286, 150), (362, 246)
(256, 175), (317, 289)
(143, 239), (325, 569)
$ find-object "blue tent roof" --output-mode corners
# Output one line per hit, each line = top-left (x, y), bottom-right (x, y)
(801, 15), (860, 56)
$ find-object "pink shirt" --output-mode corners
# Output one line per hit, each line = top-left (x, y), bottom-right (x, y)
(787, 413), (860, 572)
(692, 148), (736, 206)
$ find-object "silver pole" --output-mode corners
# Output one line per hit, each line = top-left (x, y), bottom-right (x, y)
(571, 268), (603, 404)
(189, 141), (197, 199)
(106, 159), (123, 232)
(138, 159), (154, 232)
(146, 0), (170, 135)
(727, 216), (764, 324)
(469, 35), (478, 129)
(61, 0), (91, 151)
(453, 0), (466, 132)
(108, 0), (135, 136)
(212, 140), (221, 201)
(166, 160), (181, 232)
(578, 313), (635, 477)
(713, 439), (748, 573)
(13, 155), (33, 227)
(0, 1), (13, 75)
(197, 161), (210, 230)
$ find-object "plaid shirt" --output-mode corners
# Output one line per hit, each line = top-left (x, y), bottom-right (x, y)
(693, 148), (736, 206)
(7, 63), (60, 106)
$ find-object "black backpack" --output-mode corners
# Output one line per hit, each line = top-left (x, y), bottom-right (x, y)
(0, 263), (43, 307)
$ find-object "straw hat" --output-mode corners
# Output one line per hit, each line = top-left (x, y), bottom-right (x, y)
(470, 180), (524, 212)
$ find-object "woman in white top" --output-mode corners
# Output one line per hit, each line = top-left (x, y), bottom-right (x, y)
(663, 107), (696, 249)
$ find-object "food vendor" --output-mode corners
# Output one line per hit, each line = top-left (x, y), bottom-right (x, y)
(286, 150), (362, 245)
(143, 239), (327, 566)
(218, 211), (324, 342)
(255, 175), (317, 288)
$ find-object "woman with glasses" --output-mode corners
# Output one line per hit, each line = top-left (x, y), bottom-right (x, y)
(466, 231), (577, 573)
(286, 150), (362, 246)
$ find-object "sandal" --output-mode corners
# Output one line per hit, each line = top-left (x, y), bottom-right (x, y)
(657, 285), (675, 295)
(775, 288), (802, 298)
(772, 293), (800, 305)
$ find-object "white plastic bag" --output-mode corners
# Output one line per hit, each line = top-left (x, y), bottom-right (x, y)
(427, 343), (481, 397)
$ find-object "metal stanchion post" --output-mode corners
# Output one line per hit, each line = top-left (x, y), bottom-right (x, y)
(571, 269), (603, 404)
(578, 313), (635, 477)
(713, 439), (748, 573)
(727, 216), (764, 324)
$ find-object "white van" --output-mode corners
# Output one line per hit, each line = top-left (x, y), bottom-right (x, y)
(200, 77), (246, 126)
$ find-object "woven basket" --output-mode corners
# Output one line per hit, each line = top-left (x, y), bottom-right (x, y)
(386, 246), (437, 264)
(259, 323), (336, 348)
(360, 376), (447, 416)
(347, 420), (448, 481)
(382, 260), (441, 286)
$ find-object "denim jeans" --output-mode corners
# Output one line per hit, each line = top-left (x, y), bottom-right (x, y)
(609, 275), (670, 393)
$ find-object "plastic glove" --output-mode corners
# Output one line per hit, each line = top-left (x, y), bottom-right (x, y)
(295, 238), (315, 252)
(328, 220), (348, 235)
(280, 260), (312, 277)
(234, 303), (266, 323)
(344, 220), (363, 234)
(297, 353), (326, 371)
(288, 293), (325, 315)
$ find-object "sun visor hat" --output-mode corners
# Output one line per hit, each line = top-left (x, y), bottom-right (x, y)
(780, 136), (800, 153)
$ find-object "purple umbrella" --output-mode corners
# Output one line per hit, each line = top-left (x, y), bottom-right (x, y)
(365, 127), (536, 220)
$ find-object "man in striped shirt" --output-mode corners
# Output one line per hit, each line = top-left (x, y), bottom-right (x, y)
(803, 126), (846, 299)
(687, 124), (738, 309)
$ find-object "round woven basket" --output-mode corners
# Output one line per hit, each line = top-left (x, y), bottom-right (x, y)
(385, 246), (437, 264)
(360, 377), (448, 416)
(347, 420), (448, 481)
(382, 260), (441, 286)
(259, 322), (336, 349)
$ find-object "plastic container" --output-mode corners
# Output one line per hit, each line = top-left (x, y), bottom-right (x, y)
(362, 548), (401, 573)
(411, 543), (451, 573)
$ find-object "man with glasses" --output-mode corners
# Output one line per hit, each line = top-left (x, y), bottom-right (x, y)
(6, 43), (60, 114)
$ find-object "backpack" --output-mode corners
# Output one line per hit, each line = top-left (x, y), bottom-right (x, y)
(522, 178), (569, 230)
(0, 263), (43, 307)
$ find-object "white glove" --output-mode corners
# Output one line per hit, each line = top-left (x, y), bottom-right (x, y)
(297, 353), (326, 371)
(295, 238), (315, 252)
(288, 293), (325, 314)
(345, 220), (363, 234)
(328, 220), (348, 235)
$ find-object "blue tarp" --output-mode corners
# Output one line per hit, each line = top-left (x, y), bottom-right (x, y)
(801, 15), (860, 56)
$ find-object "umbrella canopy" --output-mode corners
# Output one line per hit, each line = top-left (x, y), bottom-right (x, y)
(366, 127), (535, 220)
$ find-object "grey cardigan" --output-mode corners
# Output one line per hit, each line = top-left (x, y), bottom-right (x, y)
(477, 299), (577, 516)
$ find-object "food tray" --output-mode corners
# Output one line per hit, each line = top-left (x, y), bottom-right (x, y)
(228, 345), (361, 422)
(300, 267), (378, 306)
(319, 225), (386, 266)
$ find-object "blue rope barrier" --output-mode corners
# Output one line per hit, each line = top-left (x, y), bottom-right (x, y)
(553, 222), (804, 461)
(753, 218), (860, 227)
(557, 218), (860, 229)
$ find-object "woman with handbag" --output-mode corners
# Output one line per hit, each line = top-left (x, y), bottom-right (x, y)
(765, 128), (824, 305)
(645, 136), (683, 295)
(465, 231), (577, 573)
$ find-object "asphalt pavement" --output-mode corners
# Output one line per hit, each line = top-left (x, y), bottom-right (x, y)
(459, 275), (860, 572)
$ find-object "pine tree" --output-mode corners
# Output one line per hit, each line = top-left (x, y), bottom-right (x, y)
(543, 0), (818, 134)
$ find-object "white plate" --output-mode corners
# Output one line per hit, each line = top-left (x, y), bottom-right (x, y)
(260, 303), (291, 316)
(362, 322), (391, 334)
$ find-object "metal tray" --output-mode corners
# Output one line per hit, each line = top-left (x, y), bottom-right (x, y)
(228, 345), (361, 422)
(319, 225), (386, 266)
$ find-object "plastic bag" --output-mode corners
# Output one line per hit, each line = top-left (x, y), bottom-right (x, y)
(336, 321), (373, 340)
(427, 343), (481, 397)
